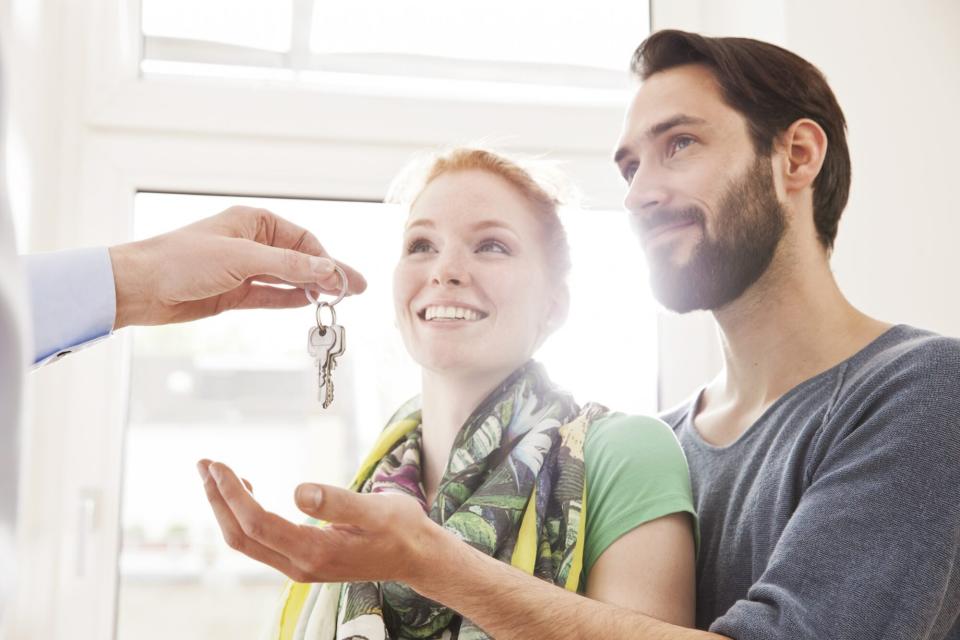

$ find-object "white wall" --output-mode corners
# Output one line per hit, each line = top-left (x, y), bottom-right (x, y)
(786, 0), (960, 336)
(652, 0), (960, 408)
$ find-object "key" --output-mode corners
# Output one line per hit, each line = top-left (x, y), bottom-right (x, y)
(305, 268), (349, 408)
(308, 325), (338, 401)
(320, 324), (346, 409)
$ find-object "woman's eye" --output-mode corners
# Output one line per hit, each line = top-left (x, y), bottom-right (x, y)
(477, 239), (510, 254)
(406, 238), (434, 254)
(668, 135), (696, 157)
(623, 164), (638, 184)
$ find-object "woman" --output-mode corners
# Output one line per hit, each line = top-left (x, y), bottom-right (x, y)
(201, 148), (696, 639)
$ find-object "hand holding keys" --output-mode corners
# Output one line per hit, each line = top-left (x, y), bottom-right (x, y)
(306, 266), (348, 409)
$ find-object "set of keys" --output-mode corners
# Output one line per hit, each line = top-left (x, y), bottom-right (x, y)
(305, 266), (348, 409)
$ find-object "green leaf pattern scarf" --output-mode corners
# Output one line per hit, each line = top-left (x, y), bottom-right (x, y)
(267, 361), (607, 640)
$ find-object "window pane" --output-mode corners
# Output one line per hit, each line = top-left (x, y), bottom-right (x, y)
(115, 192), (656, 639)
(310, 0), (649, 71)
(142, 0), (293, 52)
(116, 194), (416, 640)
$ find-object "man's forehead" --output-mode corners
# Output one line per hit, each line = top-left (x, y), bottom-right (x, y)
(621, 65), (731, 137)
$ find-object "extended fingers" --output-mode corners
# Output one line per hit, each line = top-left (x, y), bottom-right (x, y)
(199, 461), (369, 583)
(197, 460), (301, 574)
(206, 463), (307, 549)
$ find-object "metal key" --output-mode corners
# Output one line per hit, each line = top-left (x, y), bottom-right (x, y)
(308, 325), (332, 402)
(319, 324), (346, 408)
(305, 266), (349, 409)
(308, 325), (339, 401)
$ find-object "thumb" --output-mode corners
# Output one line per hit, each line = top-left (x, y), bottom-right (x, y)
(295, 483), (370, 526)
(228, 239), (336, 286)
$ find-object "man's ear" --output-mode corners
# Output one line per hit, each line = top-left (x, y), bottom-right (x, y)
(780, 118), (828, 194)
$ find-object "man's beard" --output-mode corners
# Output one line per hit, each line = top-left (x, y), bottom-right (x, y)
(641, 156), (787, 313)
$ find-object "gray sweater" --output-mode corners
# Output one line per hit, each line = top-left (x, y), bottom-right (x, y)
(663, 325), (960, 639)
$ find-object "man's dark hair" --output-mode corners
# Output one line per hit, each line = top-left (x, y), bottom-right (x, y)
(632, 30), (851, 251)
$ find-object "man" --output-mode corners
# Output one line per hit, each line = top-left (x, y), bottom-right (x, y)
(200, 30), (960, 638)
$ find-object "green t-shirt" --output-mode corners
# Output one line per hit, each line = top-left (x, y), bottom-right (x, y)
(582, 412), (697, 582)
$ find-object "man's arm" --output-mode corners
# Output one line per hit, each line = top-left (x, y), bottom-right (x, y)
(25, 205), (366, 365)
(198, 460), (727, 640)
(24, 247), (115, 365)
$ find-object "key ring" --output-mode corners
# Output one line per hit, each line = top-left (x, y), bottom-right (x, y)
(305, 265), (348, 308)
(315, 301), (337, 334)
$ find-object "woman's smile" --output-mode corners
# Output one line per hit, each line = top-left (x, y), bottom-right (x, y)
(393, 168), (560, 377)
(419, 304), (488, 323)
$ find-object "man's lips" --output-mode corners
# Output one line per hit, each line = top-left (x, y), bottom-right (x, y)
(642, 220), (699, 245)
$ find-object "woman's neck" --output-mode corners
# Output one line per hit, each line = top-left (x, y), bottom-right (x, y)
(419, 367), (511, 506)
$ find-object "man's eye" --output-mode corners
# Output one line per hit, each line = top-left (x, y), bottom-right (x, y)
(668, 135), (696, 157)
(477, 239), (510, 254)
(622, 164), (638, 184)
(406, 238), (434, 254)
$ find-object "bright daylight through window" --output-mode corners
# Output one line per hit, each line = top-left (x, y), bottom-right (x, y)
(140, 0), (649, 96)
(116, 192), (656, 640)
(116, 1), (653, 637)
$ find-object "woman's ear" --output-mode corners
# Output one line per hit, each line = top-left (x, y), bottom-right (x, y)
(544, 285), (570, 336)
(780, 118), (828, 194)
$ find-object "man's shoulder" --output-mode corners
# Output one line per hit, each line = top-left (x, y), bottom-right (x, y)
(841, 324), (960, 396)
(822, 325), (960, 454)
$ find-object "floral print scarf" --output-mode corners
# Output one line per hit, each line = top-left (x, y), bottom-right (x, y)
(268, 361), (607, 640)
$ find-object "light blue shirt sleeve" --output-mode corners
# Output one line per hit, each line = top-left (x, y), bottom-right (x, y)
(23, 247), (116, 366)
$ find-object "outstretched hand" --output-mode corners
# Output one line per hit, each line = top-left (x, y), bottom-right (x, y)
(109, 206), (367, 328)
(197, 459), (441, 585)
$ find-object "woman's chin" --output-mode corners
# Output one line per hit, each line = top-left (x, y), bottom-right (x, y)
(416, 353), (530, 383)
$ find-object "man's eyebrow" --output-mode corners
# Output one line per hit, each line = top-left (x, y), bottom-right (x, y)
(613, 114), (708, 164)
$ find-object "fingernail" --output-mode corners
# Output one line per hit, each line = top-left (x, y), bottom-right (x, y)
(209, 464), (223, 483)
(196, 461), (210, 481)
(297, 485), (322, 509)
(309, 257), (334, 274)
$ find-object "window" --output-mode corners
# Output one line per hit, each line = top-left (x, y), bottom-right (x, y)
(115, 192), (656, 639)
(22, 3), (653, 637)
(140, 0), (649, 100)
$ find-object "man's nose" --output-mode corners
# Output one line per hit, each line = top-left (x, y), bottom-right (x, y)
(623, 166), (670, 215)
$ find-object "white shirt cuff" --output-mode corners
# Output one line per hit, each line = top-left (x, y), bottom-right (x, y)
(24, 247), (116, 366)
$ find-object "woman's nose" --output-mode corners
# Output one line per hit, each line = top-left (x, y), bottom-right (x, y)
(431, 251), (470, 287)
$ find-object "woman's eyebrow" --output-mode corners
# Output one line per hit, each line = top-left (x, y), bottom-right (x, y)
(470, 220), (515, 233)
(404, 218), (518, 235)
(404, 219), (434, 231)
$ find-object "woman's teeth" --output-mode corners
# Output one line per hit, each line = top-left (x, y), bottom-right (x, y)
(424, 306), (484, 321)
